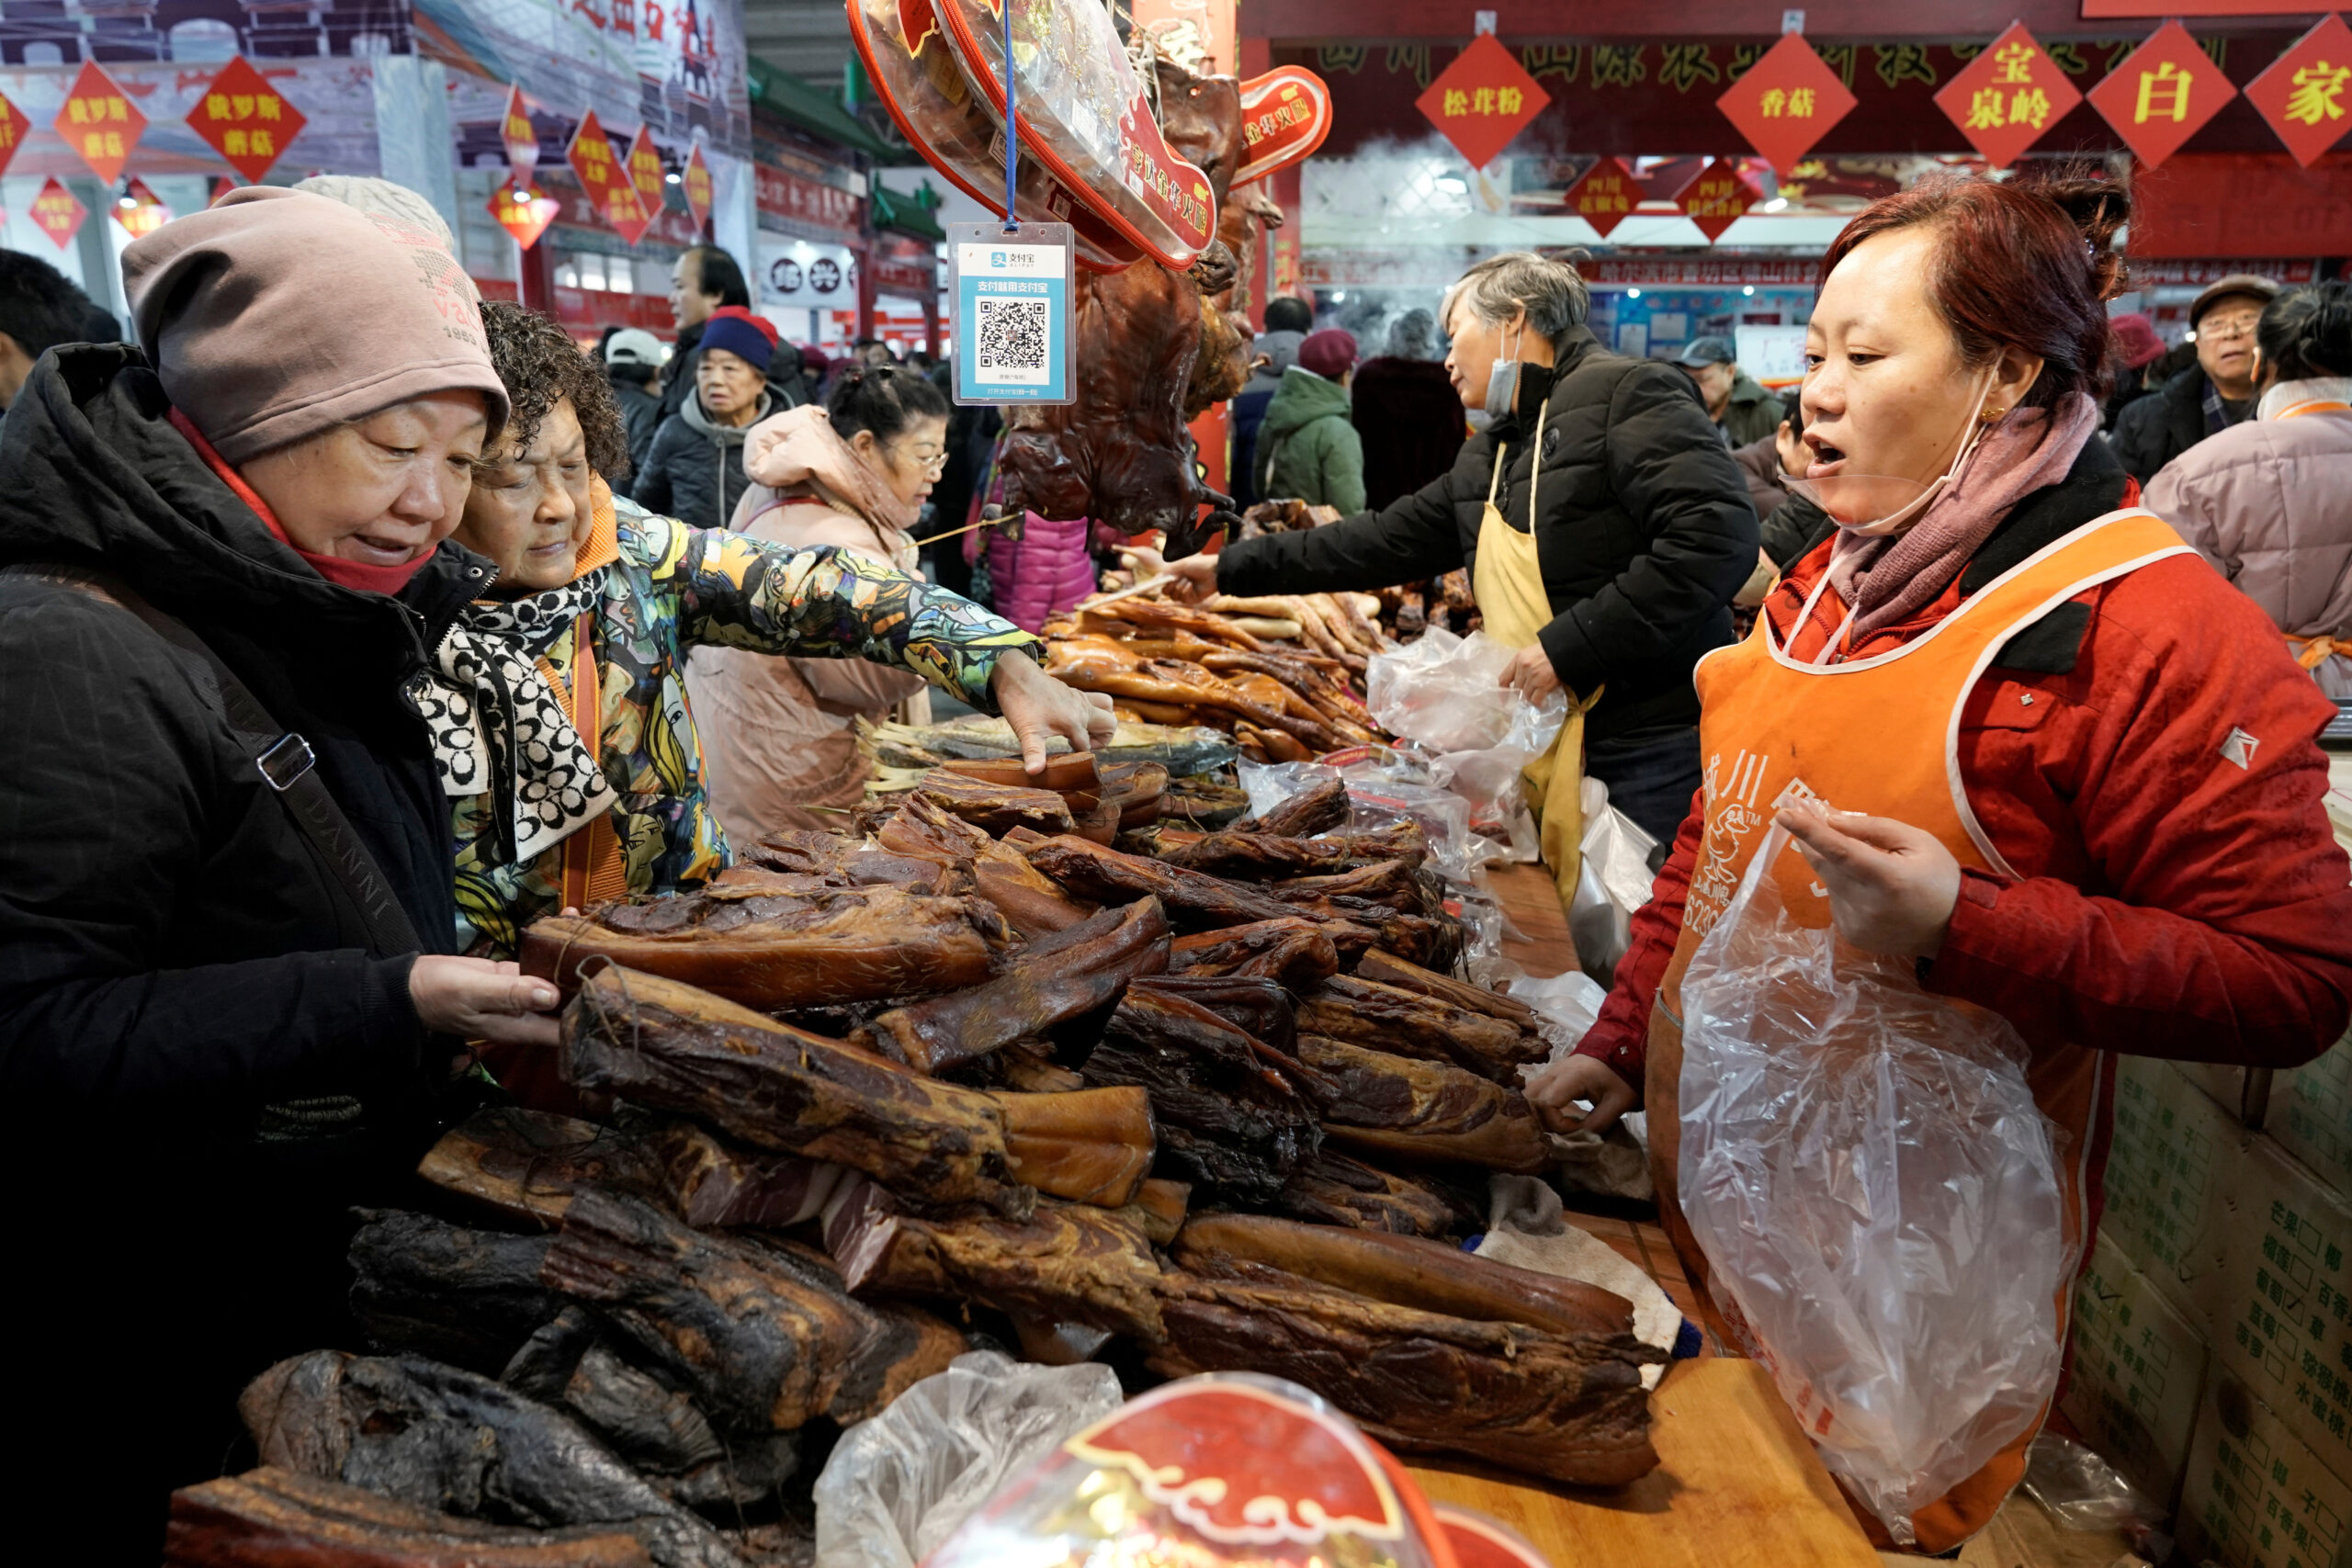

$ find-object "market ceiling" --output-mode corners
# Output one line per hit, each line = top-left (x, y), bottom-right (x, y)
(744, 0), (858, 87)
(1239, 0), (2285, 42)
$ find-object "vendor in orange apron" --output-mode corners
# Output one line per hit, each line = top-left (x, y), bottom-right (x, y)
(1471, 396), (1604, 908)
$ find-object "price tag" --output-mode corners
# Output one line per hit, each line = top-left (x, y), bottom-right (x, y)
(948, 220), (1075, 407)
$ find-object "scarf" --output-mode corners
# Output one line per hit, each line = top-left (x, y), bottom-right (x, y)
(2258, 376), (2352, 422)
(739, 404), (920, 536)
(169, 407), (435, 595)
(1826, 390), (2101, 648)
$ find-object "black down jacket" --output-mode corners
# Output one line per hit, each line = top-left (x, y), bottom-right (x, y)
(1215, 325), (1760, 746)
(631, 388), (771, 529)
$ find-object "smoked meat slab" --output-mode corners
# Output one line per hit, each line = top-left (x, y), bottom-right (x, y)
(1273, 1150), (1475, 1238)
(1295, 1036), (1551, 1174)
(1296, 974), (1544, 1083)
(165, 1468), (656, 1568)
(417, 1108), (664, 1231)
(1166, 918), (1339, 985)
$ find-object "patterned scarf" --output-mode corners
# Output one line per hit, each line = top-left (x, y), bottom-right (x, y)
(417, 567), (619, 865)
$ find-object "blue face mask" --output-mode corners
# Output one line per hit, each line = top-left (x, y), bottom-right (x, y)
(1483, 321), (1527, 417)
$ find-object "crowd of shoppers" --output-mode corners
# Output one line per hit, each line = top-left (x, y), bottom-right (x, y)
(1256, 326), (1367, 513)
(2115, 273), (2278, 480)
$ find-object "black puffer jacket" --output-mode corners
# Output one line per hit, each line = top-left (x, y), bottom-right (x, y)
(2113, 364), (2233, 483)
(1216, 325), (1760, 745)
(631, 389), (771, 529)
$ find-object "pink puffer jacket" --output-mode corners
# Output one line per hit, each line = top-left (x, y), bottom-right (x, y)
(986, 510), (1100, 633)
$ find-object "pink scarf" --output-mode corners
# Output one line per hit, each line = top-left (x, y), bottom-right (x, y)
(1826, 390), (2100, 645)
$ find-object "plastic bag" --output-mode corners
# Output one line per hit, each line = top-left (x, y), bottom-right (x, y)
(2020, 1433), (2162, 1532)
(1567, 775), (1659, 987)
(1676, 825), (2076, 1543)
(812, 1351), (1122, 1568)
(1366, 626), (1566, 757)
(1237, 756), (1493, 883)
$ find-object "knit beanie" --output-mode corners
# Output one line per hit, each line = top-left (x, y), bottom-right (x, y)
(2107, 312), (2165, 372)
(123, 186), (507, 463)
(701, 305), (780, 374)
(1298, 328), (1359, 380)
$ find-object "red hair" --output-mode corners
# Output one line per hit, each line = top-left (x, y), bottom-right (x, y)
(1817, 171), (2130, 412)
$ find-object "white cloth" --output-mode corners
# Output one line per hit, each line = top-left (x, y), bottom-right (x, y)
(1476, 1175), (1682, 1391)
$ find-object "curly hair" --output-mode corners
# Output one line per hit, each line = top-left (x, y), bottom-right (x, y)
(479, 300), (632, 483)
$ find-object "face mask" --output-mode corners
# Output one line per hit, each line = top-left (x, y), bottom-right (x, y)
(1781, 369), (2001, 537)
(1483, 321), (1526, 417)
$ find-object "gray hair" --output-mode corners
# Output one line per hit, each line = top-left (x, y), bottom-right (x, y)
(292, 175), (457, 250)
(1441, 252), (1589, 352)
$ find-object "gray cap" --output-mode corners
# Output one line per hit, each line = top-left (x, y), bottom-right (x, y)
(605, 327), (663, 366)
(1675, 334), (1736, 367)
(2190, 274), (2280, 328)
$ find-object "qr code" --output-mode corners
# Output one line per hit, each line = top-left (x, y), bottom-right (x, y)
(976, 296), (1051, 385)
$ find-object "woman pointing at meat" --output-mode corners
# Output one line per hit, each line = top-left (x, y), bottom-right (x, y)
(1528, 173), (2352, 1550)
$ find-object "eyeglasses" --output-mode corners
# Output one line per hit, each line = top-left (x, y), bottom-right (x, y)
(2200, 315), (2262, 343)
(894, 442), (949, 477)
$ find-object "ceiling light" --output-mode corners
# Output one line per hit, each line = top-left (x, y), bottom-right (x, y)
(1627, 287), (1642, 299)
(1743, 286), (1756, 297)
(666, 173), (682, 184)
(1762, 197), (1789, 213)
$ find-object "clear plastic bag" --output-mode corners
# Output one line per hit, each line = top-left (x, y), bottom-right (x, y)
(1568, 775), (1659, 986)
(1366, 626), (1565, 757)
(812, 1351), (1122, 1568)
(2020, 1433), (2161, 1532)
(1676, 825), (2077, 1544)
(1237, 756), (1493, 883)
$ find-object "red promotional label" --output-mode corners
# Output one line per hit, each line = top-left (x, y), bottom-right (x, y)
(1414, 34), (1551, 171)
(683, 143), (713, 231)
(52, 61), (146, 186)
(1679, 157), (1758, 242)
(2243, 15), (2352, 169)
(501, 85), (539, 184)
(110, 175), (171, 239)
(0, 89), (28, 180)
(1235, 67), (1333, 186)
(567, 109), (652, 244)
(753, 164), (863, 234)
(489, 179), (560, 249)
(1715, 33), (1858, 176)
(624, 122), (668, 213)
(1566, 155), (1642, 239)
(1932, 22), (2085, 170)
(2086, 20), (2237, 170)
(30, 176), (85, 250)
(185, 57), (306, 184)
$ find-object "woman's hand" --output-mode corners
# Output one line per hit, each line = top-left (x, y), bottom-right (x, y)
(1525, 1054), (1637, 1136)
(1501, 643), (1564, 703)
(410, 955), (562, 1047)
(1117, 546), (1219, 605)
(993, 651), (1117, 773)
(1777, 802), (1961, 961)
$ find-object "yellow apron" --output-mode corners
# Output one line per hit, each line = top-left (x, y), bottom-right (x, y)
(1469, 400), (1601, 910)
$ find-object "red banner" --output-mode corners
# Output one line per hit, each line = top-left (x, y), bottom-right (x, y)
(1235, 67), (1333, 186)
(872, 254), (936, 297)
(1679, 158), (1758, 242)
(567, 109), (653, 245)
(2242, 16), (2352, 171)
(1414, 34), (1549, 171)
(185, 57), (305, 184)
(2130, 152), (2352, 258)
(683, 143), (714, 231)
(0, 89), (28, 180)
(501, 85), (538, 185)
(110, 175), (171, 238)
(755, 163), (862, 235)
(489, 180), (560, 249)
(1715, 34), (1858, 177)
(1566, 156), (1642, 239)
(52, 61), (145, 186)
(2088, 20), (2239, 171)
(625, 122), (668, 213)
(1931, 22), (2083, 171)
(30, 176), (85, 250)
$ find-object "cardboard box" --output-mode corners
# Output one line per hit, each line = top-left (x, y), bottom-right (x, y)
(2179, 1367), (2352, 1568)
(2272, 1033), (2352, 1202)
(2103, 1056), (2250, 1335)
(2212, 1135), (2352, 1483)
(2064, 1232), (2212, 1505)
(2178, 1058), (2252, 1122)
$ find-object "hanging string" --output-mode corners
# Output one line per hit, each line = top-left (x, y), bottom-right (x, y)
(1001, 0), (1018, 232)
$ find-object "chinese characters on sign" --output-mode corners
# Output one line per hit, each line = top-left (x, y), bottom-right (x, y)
(2244, 15), (2352, 169)
(30, 177), (85, 251)
(110, 175), (170, 239)
(1932, 22), (2084, 169)
(1715, 32), (1858, 176)
(626, 122), (669, 213)
(489, 180), (561, 249)
(0, 90), (28, 181)
(1678, 157), (1758, 242)
(2087, 19), (2237, 170)
(502, 85), (540, 185)
(1413, 34), (1551, 170)
(185, 57), (306, 184)
(1565, 156), (1642, 239)
(567, 109), (654, 245)
(52, 61), (146, 186)
(1234, 67), (1333, 185)
(684, 143), (714, 231)
(755, 164), (863, 235)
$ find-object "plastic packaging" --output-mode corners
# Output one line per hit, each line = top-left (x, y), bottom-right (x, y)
(1366, 627), (1565, 757)
(2020, 1434), (2163, 1533)
(1567, 775), (1659, 987)
(1675, 826), (2076, 1543)
(1237, 756), (1492, 883)
(812, 1351), (1122, 1568)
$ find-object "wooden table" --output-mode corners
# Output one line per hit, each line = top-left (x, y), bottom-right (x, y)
(1488, 860), (1581, 978)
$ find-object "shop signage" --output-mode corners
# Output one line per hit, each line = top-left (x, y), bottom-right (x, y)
(626, 122), (668, 212)
(52, 61), (145, 186)
(2242, 16), (2352, 170)
(756, 164), (862, 236)
(1413, 33), (1549, 171)
(185, 57), (306, 184)
(2087, 20), (2238, 170)
(1932, 22), (2082, 170)
(873, 254), (937, 297)
(949, 220), (1075, 406)
(2126, 152), (2352, 258)
(1564, 156), (1642, 239)
(1679, 157), (1758, 241)
(1130, 0), (1235, 75)
(490, 179), (561, 249)
(0, 89), (28, 180)
(2127, 257), (2321, 287)
(684, 143), (714, 231)
(762, 242), (855, 306)
(29, 176), (84, 251)
(1234, 67), (1334, 186)
(111, 175), (171, 239)
(568, 109), (654, 245)
(501, 85), (539, 184)
(1714, 33), (1857, 176)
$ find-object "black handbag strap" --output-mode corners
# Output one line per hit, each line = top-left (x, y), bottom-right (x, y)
(6, 564), (424, 956)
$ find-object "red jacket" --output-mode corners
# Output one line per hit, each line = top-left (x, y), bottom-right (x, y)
(1578, 477), (2352, 1090)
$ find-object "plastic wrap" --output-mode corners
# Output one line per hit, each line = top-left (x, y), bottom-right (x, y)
(1675, 825), (2075, 1543)
(1365, 628), (1565, 757)
(1566, 775), (1659, 987)
(2019, 1433), (2162, 1533)
(1238, 755), (1491, 884)
(812, 1351), (1122, 1568)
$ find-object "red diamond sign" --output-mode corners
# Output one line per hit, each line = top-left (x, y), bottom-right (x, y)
(2087, 20), (2235, 170)
(110, 175), (171, 239)
(1565, 156), (1642, 239)
(1679, 158), (1758, 242)
(186, 57), (306, 184)
(683, 143), (714, 231)
(1717, 33), (1858, 177)
(501, 85), (539, 185)
(624, 122), (668, 215)
(489, 179), (560, 250)
(2245, 15), (2352, 169)
(1933, 23), (2084, 170)
(1414, 35), (1550, 171)
(0, 90), (29, 180)
(30, 176), (85, 251)
(567, 109), (652, 245)
(52, 60), (145, 186)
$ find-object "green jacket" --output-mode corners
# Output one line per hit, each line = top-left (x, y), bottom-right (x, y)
(1720, 369), (1784, 448)
(1257, 367), (1366, 513)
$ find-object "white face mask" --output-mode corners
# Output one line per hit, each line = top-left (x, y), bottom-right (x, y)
(1781, 369), (2002, 537)
(1483, 320), (1527, 418)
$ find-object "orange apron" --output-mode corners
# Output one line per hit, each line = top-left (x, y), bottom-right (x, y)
(1645, 508), (2197, 1552)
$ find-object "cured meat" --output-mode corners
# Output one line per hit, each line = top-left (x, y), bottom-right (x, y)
(913, 770), (1077, 838)
(732, 830), (966, 896)
(521, 885), (1006, 1010)
(1235, 776), (1351, 837)
(240, 1351), (743, 1568)
(1269, 858), (1434, 915)
(823, 1178), (1163, 1339)
(1080, 983), (1321, 1202)
(1027, 835), (1298, 930)
(1100, 759), (1170, 828)
(1174, 1214), (1635, 1338)
(1296, 974), (1545, 1082)
(648, 1121), (851, 1232)
(165, 1468), (657, 1568)
(878, 793), (1096, 937)
(1126, 973), (1296, 1054)
(1356, 949), (1541, 1029)
(1295, 1036), (1551, 1174)
(540, 1189), (964, 1432)
(1166, 918), (1340, 986)
(1274, 1150), (1474, 1238)
(563, 967), (1154, 1216)
(1162, 821), (1428, 878)
(1130, 1177), (1192, 1245)
(1148, 1269), (1658, 1487)
(1293, 897), (1462, 973)
(417, 1108), (664, 1231)
(938, 752), (1101, 794)
(347, 1211), (559, 1376)
(858, 898), (1171, 1074)
(1054, 657), (1334, 750)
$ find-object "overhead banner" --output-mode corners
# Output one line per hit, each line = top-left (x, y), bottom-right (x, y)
(1932, 22), (2082, 171)
(53, 61), (145, 185)
(490, 179), (561, 248)
(1715, 33), (1859, 176)
(185, 58), (307, 184)
(1415, 34), (1550, 170)
(2243, 16), (2352, 170)
(1565, 156), (1642, 239)
(0, 90), (27, 180)
(567, 108), (654, 244)
(30, 176), (84, 250)
(1679, 158), (1758, 242)
(2087, 19), (2239, 169)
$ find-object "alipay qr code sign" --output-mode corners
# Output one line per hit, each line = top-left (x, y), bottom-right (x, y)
(948, 221), (1076, 407)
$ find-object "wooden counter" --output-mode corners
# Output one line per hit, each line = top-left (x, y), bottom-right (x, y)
(1487, 860), (1581, 978)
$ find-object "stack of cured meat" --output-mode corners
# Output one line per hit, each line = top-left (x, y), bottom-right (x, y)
(167, 773), (1659, 1567)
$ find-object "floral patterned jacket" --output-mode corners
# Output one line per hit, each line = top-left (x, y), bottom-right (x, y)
(452, 493), (1035, 956)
